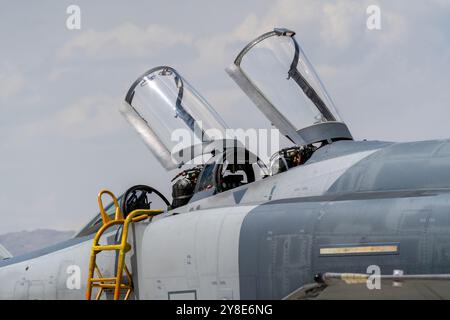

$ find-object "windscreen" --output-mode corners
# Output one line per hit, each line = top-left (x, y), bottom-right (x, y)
(121, 66), (228, 170)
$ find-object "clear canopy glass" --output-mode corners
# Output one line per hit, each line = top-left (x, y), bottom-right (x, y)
(228, 29), (349, 146)
(121, 66), (228, 170)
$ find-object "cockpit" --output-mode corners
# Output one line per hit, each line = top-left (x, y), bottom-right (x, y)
(166, 146), (269, 208)
(191, 147), (268, 201)
(115, 28), (352, 212)
(120, 65), (269, 210)
(74, 27), (354, 239)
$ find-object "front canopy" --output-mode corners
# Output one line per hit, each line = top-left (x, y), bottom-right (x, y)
(227, 28), (352, 145)
(121, 66), (228, 170)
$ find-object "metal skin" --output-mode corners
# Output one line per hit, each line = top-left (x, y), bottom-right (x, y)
(1, 138), (450, 299)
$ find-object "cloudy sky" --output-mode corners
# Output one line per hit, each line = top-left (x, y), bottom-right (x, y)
(1, 0), (449, 234)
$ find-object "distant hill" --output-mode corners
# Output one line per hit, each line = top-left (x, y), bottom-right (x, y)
(0, 229), (75, 256)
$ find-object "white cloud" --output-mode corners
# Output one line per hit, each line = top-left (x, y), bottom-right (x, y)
(184, 0), (368, 75)
(58, 23), (193, 60)
(320, 1), (363, 48)
(19, 95), (126, 140)
(48, 66), (77, 81)
(181, 0), (450, 143)
(2, 0), (450, 236)
(0, 71), (25, 99)
(432, 0), (450, 6)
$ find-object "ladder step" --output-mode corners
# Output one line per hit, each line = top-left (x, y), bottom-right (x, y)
(90, 277), (118, 282)
(91, 283), (132, 289)
(92, 245), (122, 251)
(90, 276), (131, 284)
(93, 243), (132, 252)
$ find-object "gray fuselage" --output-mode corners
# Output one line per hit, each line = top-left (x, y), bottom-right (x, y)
(1, 139), (450, 299)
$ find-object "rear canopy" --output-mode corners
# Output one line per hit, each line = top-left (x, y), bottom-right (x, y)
(227, 28), (352, 146)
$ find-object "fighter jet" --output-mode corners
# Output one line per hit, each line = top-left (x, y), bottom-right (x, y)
(1, 28), (450, 300)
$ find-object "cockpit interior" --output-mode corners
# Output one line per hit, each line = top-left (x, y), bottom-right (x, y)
(78, 27), (355, 232)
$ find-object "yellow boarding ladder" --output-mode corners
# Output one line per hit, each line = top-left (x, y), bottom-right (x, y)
(86, 190), (163, 300)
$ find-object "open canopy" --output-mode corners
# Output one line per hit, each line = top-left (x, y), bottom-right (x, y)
(227, 28), (352, 146)
(121, 66), (229, 170)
